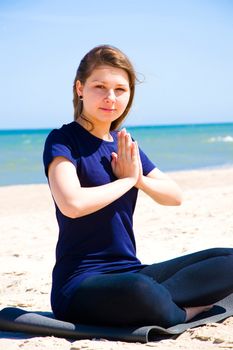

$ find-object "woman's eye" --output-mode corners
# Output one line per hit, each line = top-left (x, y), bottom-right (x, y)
(116, 88), (126, 92)
(96, 85), (105, 89)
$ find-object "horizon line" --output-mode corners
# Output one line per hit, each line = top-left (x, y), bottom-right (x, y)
(0, 120), (233, 132)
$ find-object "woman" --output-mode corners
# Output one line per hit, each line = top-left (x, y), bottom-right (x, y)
(43, 45), (233, 327)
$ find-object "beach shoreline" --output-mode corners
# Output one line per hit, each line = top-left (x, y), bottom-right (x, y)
(1, 166), (233, 349)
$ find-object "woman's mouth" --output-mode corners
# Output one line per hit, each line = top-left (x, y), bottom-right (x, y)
(100, 108), (116, 112)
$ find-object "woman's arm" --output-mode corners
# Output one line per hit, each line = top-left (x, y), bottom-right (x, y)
(48, 157), (138, 218)
(136, 167), (183, 206)
(48, 134), (140, 218)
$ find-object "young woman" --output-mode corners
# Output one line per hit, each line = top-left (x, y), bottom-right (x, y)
(43, 45), (233, 327)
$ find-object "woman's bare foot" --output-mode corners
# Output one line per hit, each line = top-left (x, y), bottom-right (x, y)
(184, 305), (213, 322)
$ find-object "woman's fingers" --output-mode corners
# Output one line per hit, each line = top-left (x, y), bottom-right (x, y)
(118, 129), (132, 160)
(113, 129), (140, 181)
(125, 133), (132, 161)
(118, 129), (126, 159)
(111, 152), (118, 171)
(131, 140), (137, 161)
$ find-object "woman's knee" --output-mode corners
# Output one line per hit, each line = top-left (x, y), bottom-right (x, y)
(190, 247), (233, 265)
(125, 274), (163, 303)
(206, 248), (233, 272)
(217, 253), (233, 274)
(204, 247), (233, 258)
(124, 274), (182, 325)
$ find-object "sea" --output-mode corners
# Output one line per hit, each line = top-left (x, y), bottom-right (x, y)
(0, 122), (233, 186)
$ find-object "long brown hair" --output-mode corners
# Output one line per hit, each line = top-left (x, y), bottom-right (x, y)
(73, 45), (137, 131)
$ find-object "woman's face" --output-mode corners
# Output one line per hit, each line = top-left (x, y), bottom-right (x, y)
(76, 65), (130, 128)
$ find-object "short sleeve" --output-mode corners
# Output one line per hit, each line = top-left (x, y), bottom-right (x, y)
(139, 147), (156, 176)
(43, 129), (77, 177)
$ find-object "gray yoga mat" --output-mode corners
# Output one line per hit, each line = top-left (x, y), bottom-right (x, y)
(0, 293), (233, 343)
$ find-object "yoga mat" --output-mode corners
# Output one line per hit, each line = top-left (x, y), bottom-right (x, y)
(0, 293), (233, 343)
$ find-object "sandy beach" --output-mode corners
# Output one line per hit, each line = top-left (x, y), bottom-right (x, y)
(0, 166), (233, 349)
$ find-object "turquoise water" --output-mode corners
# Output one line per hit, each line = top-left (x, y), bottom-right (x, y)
(0, 123), (233, 186)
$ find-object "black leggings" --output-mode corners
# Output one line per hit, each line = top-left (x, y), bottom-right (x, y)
(66, 248), (233, 328)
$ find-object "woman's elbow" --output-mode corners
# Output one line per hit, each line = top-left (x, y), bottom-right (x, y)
(173, 195), (183, 206)
(163, 186), (183, 206)
(58, 200), (83, 219)
(172, 190), (183, 206)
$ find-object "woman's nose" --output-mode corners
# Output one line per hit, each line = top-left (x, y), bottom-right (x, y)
(105, 89), (116, 102)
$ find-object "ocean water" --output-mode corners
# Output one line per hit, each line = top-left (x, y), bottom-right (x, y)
(0, 123), (232, 186)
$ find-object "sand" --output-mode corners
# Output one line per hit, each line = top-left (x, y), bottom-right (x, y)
(0, 167), (233, 349)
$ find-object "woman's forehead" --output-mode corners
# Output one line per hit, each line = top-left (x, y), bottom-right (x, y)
(87, 65), (129, 84)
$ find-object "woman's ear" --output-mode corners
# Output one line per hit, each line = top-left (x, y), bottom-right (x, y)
(76, 80), (83, 97)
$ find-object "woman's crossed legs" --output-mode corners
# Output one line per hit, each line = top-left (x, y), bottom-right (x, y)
(66, 248), (233, 327)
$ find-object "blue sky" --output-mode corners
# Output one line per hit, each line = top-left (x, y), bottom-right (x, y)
(1, 0), (233, 129)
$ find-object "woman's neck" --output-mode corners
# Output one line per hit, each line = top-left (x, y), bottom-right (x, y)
(76, 117), (113, 142)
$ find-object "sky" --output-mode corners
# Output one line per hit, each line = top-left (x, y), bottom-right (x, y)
(0, 0), (233, 129)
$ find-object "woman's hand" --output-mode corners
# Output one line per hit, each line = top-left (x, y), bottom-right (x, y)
(111, 129), (140, 184)
(111, 129), (182, 206)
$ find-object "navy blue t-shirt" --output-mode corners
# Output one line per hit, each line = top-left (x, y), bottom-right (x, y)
(43, 121), (156, 319)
